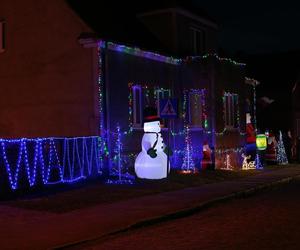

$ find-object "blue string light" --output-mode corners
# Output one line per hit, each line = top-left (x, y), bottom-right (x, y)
(0, 136), (102, 190)
(107, 126), (134, 185)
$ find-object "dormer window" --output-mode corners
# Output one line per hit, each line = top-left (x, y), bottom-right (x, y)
(0, 20), (5, 53)
(190, 27), (205, 55)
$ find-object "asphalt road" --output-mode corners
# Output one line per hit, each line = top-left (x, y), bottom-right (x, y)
(75, 179), (300, 250)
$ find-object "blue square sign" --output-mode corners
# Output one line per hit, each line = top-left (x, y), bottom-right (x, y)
(159, 98), (178, 119)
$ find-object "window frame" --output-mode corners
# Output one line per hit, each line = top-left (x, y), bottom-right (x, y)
(190, 26), (206, 55)
(132, 85), (143, 128)
(155, 88), (171, 129)
(188, 89), (205, 129)
(223, 92), (239, 129)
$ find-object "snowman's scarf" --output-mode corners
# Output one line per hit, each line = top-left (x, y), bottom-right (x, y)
(145, 132), (159, 150)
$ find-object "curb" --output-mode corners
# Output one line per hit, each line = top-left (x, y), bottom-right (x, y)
(53, 175), (300, 249)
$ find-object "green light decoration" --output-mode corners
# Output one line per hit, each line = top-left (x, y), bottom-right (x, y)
(204, 119), (209, 129)
(276, 131), (288, 165)
(256, 134), (267, 151)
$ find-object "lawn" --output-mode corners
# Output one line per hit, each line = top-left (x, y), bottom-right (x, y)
(2, 169), (261, 213)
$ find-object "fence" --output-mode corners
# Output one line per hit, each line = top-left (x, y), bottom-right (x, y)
(0, 136), (102, 190)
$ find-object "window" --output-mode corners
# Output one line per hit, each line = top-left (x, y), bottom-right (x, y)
(189, 90), (203, 128)
(132, 85), (143, 128)
(156, 89), (171, 116)
(0, 20), (5, 53)
(224, 92), (239, 128)
(190, 27), (205, 55)
(156, 88), (171, 128)
(131, 85), (171, 129)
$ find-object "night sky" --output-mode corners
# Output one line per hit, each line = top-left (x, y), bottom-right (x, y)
(196, 1), (300, 54)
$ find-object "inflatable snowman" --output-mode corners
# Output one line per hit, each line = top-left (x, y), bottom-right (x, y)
(135, 107), (170, 179)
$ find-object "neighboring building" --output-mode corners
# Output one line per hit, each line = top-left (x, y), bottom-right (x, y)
(0, 0), (99, 138)
(0, 0), (255, 190)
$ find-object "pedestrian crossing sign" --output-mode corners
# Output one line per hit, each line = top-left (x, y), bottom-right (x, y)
(159, 98), (178, 119)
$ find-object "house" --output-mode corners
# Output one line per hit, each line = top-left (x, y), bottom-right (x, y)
(0, 0), (254, 190)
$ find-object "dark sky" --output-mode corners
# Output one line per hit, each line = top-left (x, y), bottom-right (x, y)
(69, 0), (300, 54)
(194, 1), (300, 54)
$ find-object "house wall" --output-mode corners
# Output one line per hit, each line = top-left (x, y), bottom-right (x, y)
(213, 60), (247, 169)
(0, 0), (99, 138)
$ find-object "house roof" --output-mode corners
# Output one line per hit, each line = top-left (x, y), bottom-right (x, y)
(66, 0), (217, 56)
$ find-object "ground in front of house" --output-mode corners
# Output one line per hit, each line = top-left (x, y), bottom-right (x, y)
(2, 168), (260, 213)
(71, 177), (300, 250)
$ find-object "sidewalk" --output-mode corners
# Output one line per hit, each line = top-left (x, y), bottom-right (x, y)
(1, 167), (300, 249)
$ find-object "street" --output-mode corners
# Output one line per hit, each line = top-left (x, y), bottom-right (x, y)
(75, 179), (300, 250)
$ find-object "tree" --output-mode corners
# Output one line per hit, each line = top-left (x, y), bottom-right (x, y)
(276, 131), (288, 165)
(181, 125), (195, 173)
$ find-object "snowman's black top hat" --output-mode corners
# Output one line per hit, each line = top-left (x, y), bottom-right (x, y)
(143, 107), (160, 123)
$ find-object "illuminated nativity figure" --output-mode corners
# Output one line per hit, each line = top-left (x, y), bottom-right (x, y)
(135, 107), (170, 179)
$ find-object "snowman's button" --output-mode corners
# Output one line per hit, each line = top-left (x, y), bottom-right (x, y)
(161, 146), (164, 149)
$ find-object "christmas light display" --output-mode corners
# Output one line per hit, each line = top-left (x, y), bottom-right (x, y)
(215, 147), (244, 154)
(0, 137), (101, 190)
(94, 42), (250, 174)
(135, 114), (169, 179)
(276, 131), (288, 165)
(126, 83), (173, 135)
(255, 153), (263, 170)
(100, 41), (245, 67)
(241, 154), (256, 170)
(256, 134), (267, 150)
(97, 44), (109, 161)
(107, 42), (181, 65)
(181, 125), (196, 173)
(221, 154), (233, 170)
(107, 42), (245, 66)
(187, 54), (246, 67)
(107, 126), (134, 184)
(215, 147), (244, 170)
(183, 89), (208, 129)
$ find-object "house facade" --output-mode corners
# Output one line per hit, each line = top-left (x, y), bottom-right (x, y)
(0, 0), (254, 191)
(94, 41), (248, 170)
